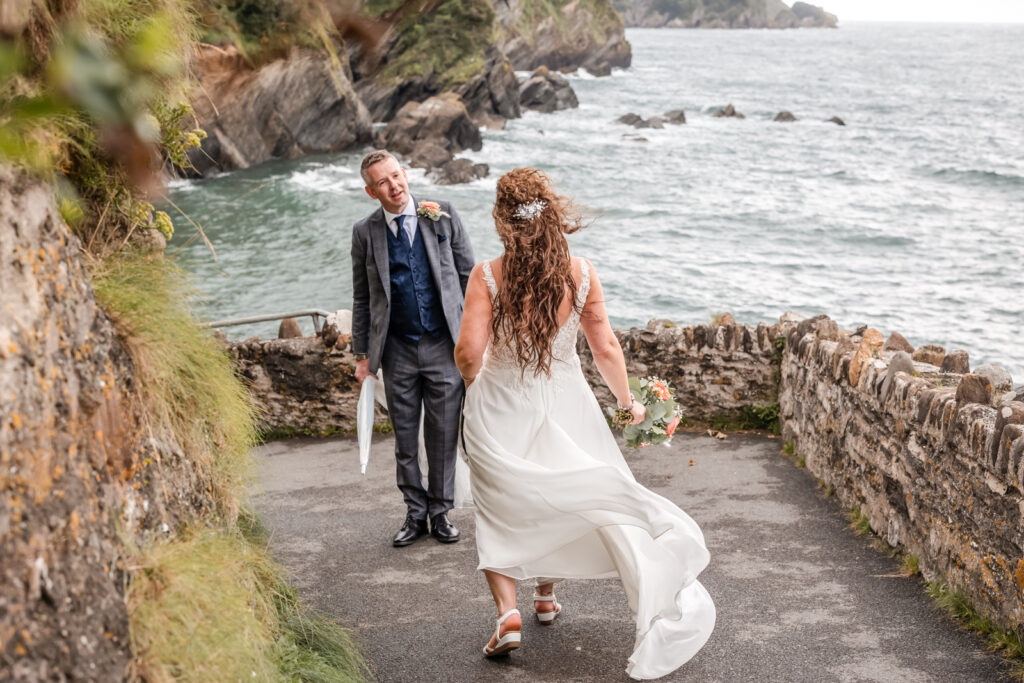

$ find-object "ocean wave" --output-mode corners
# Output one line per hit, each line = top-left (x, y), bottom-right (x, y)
(923, 167), (1024, 188)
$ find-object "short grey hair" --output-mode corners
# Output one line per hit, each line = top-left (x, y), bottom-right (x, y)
(360, 150), (398, 185)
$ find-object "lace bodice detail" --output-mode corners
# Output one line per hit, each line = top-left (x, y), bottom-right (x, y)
(481, 257), (590, 385)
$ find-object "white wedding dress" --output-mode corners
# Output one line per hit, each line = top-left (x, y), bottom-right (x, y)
(461, 258), (716, 680)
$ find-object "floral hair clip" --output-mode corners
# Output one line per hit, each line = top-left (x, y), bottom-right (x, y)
(513, 199), (547, 221)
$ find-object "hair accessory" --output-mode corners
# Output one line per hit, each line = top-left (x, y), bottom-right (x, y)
(513, 199), (547, 221)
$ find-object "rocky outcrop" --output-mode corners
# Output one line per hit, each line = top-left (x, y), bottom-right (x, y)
(187, 45), (372, 176)
(357, 45), (521, 127)
(431, 159), (490, 185)
(494, 0), (631, 74)
(791, 1), (838, 27)
(713, 103), (745, 119)
(614, 0), (837, 29)
(377, 94), (483, 169)
(1, 170), (210, 679)
(616, 113), (663, 129)
(519, 67), (579, 113)
(774, 110), (797, 122)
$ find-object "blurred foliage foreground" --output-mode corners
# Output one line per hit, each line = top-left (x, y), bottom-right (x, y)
(1, 1), (370, 679)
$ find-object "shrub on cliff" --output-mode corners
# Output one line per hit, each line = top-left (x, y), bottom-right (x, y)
(363, 0), (497, 88)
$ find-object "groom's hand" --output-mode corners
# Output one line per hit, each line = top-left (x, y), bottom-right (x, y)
(355, 358), (372, 383)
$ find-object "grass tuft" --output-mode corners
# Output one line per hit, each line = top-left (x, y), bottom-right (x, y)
(127, 516), (372, 682)
(927, 582), (1024, 678)
(91, 250), (257, 518)
(846, 506), (873, 537)
(900, 554), (920, 577)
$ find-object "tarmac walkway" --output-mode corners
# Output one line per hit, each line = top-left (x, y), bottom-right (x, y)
(254, 431), (1011, 682)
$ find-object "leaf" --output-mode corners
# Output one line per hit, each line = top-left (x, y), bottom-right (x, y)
(628, 377), (641, 392)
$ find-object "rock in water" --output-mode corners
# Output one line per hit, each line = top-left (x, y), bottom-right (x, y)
(774, 111), (797, 122)
(615, 113), (664, 129)
(379, 94), (482, 170)
(278, 318), (302, 339)
(663, 109), (687, 124)
(713, 104), (745, 119)
(912, 344), (946, 367)
(432, 159), (489, 185)
(941, 349), (970, 374)
(519, 67), (579, 113)
(827, 116), (846, 126)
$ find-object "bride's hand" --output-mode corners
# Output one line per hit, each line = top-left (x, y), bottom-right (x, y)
(629, 402), (646, 425)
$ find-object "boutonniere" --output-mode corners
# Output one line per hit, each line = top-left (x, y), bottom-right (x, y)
(416, 200), (450, 222)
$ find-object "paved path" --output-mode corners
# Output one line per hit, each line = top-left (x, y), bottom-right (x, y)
(254, 432), (1011, 682)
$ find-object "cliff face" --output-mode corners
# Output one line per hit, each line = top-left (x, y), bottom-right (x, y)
(187, 45), (373, 176)
(0, 170), (215, 679)
(615, 0), (836, 28)
(494, 0), (632, 74)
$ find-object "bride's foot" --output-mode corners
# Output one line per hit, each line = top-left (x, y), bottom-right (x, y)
(533, 591), (562, 625)
(483, 609), (522, 657)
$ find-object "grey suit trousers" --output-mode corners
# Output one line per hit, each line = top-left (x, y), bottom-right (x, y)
(380, 332), (464, 520)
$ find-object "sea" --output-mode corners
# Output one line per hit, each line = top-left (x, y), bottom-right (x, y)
(163, 23), (1024, 381)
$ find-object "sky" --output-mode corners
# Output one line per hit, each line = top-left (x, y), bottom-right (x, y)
(823, 0), (1024, 23)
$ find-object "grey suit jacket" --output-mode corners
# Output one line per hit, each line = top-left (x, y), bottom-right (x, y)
(350, 197), (476, 373)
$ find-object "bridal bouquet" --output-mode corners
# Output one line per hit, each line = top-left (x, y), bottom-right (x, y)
(609, 376), (684, 448)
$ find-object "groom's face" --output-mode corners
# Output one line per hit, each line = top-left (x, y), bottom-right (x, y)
(364, 157), (410, 214)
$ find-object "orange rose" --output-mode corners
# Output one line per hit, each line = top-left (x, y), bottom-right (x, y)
(666, 415), (680, 436)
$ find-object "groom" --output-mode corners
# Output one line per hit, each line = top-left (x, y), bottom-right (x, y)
(351, 150), (475, 547)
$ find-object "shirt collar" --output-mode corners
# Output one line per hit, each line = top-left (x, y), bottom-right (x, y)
(383, 196), (416, 229)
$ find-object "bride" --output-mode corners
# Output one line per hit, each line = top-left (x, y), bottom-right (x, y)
(454, 168), (715, 680)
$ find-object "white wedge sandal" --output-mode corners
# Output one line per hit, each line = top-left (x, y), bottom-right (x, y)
(482, 608), (522, 657)
(533, 593), (562, 625)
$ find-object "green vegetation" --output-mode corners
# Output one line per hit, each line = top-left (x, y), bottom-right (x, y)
(900, 554), (920, 577)
(518, 0), (622, 44)
(710, 402), (780, 434)
(846, 506), (872, 537)
(3, 4), (368, 678)
(91, 251), (256, 516)
(926, 582), (1024, 680)
(364, 0), (497, 88)
(260, 421), (394, 442)
(128, 515), (370, 681)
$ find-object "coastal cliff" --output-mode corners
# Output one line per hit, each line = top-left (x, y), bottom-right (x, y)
(186, 0), (630, 174)
(615, 0), (837, 28)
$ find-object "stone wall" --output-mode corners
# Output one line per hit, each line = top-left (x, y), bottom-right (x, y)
(228, 334), (386, 434)
(578, 317), (787, 422)
(779, 315), (1024, 632)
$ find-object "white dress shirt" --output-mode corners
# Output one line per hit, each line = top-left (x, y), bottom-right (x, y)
(383, 197), (418, 245)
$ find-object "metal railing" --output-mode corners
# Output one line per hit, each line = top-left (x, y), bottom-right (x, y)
(206, 309), (332, 335)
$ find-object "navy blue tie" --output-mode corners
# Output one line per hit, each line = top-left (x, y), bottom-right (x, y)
(395, 215), (408, 245)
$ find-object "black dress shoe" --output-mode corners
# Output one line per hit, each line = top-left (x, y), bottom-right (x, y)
(393, 515), (428, 547)
(430, 513), (460, 543)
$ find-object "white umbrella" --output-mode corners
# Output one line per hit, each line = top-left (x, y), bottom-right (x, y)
(356, 375), (377, 474)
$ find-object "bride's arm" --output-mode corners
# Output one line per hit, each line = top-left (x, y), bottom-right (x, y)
(454, 263), (492, 385)
(579, 260), (645, 424)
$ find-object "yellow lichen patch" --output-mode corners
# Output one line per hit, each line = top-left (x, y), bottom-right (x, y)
(10, 413), (22, 429)
(1015, 559), (1024, 591)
